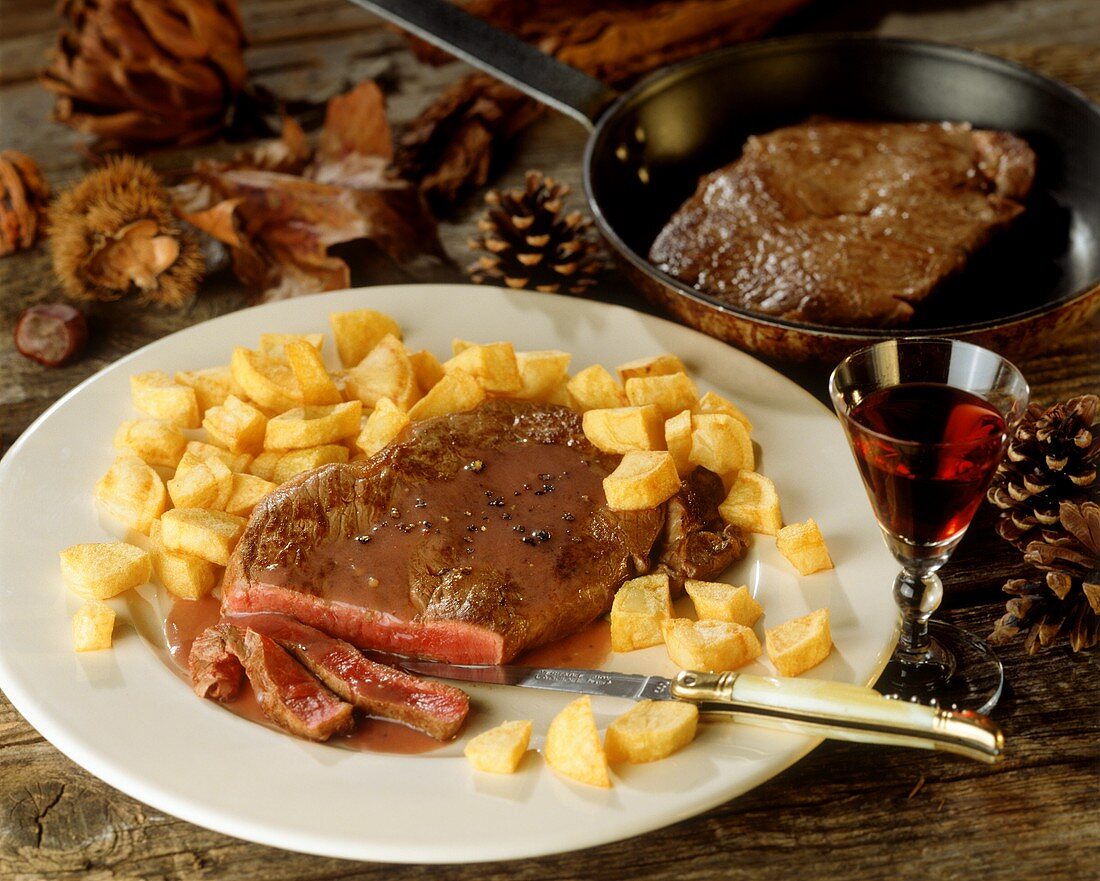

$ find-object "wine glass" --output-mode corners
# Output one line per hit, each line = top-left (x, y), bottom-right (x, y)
(829, 339), (1029, 713)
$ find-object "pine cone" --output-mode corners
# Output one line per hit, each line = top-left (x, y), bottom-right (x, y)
(986, 395), (1100, 550)
(0, 151), (50, 255)
(49, 156), (203, 306)
(40, 0), (248, 147)
(990, 500), (1100, 652)
(467, 171), (604, 294)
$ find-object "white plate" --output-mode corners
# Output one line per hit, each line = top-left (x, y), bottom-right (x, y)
(0, 285), (898, 863)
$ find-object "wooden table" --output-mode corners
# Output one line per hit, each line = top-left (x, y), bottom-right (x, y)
(1, 1), (1097, 879)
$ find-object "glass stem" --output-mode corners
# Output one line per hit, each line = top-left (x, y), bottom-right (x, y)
(893, 569), (943, 664)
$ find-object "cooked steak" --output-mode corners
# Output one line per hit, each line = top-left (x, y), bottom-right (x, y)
(649, 120), (1037, 327)
(225, 612), (469, 739)
(223, 399), (745, 663)
(190, 625), (244, 701)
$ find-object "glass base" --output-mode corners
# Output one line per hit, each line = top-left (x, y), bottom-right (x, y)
(876, 620), (1004, 714)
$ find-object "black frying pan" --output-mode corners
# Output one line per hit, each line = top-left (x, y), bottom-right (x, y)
(351, 0), (1100, 362)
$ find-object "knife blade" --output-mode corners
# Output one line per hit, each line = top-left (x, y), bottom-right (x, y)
(369, 653), (1004, 764)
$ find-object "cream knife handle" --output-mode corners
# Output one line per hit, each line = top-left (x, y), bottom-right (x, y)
(671, 670), (1004, 764)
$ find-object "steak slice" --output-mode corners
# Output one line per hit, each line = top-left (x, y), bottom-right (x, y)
(226, 612), (469, 740)
(189, 625), (244, 701)
(223, 399), (732, 663)
(650, 120), (1037, 327)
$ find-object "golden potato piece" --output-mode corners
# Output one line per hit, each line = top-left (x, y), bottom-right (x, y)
(407, 369), (486, 422)
(567, 364), (628, 412)
(94, 455), (167, 534)
(183, 441), (252, 474)
(443, 341), (521, 394)
(514, 350), (571, 400)
(616, 353), (688, 383)
(60, 541), (151, 600)
(688, 413), (753, 479)
(160, 508), (246, 566)
(330, 308), (402, 368)
(230, 347), (302, 413)
(603, 451), (680, 511)
(582, 405), (664, 454)
(149, 519), (219, 600)
(684, 580), (763, 627)
(544, 696), (611, 788)
(167, 459), (224, 510)
(610, 574), (672, 652)
(249, 450), (283, 482)
(694, 390), (752, 432)
(285, 339), (342, 406)
(130, 371), (200, 429)
(664, 409), (693, 475)
(72, 601), (116, 652)
(113, 419), (186, 468)
(225, 472), (278, 517)
(409, 348), (445, 393)
(264, 401), (362, 450)
(175, 366), (240, 415)
(258, 332), (324, 362)
(203, 395), (268, 455)
(662, 618), (761, 672)
(776, 519), (834, 575)
(344, 334), (420, 411)
(624, 372), (699, 420)
(271, 444), (349, 483)
(356, 397), (411, 456)
(719, 471), (783, 535)
(603, 700), (699, 764)
(464, 720), (533, 774)
(766, 608), (832, 677)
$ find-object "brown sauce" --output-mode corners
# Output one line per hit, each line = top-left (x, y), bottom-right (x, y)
(520, 618), (611, 670)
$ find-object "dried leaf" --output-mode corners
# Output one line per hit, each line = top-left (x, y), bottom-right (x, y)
(317, 81), (393, 164)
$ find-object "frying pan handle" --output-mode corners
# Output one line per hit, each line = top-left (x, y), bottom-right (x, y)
(346, 0), (617, 129)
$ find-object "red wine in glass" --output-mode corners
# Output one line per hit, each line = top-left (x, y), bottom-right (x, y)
(847, 383), (1007, 546)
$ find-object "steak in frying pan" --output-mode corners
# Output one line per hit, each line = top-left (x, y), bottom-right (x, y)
(649, 119), (1036, 327)
(222, 399), (746, 664)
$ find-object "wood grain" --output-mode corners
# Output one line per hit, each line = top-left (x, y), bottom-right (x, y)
(1, 1), (1098, 879)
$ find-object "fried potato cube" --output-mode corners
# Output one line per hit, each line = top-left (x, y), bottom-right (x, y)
(258, 332), (324, 362)
(694, 390), (752, 432)
(330, 308), (402, 368)
(624, 372), (699, 420)
(160, 508), (246, 566)
(60, 541), (152, 599)
(688, 413), (753, 479)
(72, 601), (115, 652)
(544, 379), (576, 408)
(264, 401), (362, 450)
(285, 339), (342, 406)
(603, 700), (699, 764)
(130, 371), (201, 429)
(149, 519), (219, 600)
(225, 472), (278, 518)
(356, 397), (410, 456)
(168, 459), (220, 510)
(230, 347), (302, 413)
(603, 451), (680, 511)
(464, 720), (533, 774)
(766, 608), (832, 677)
(719, 471), (783, 535)
(662, 618), (762, 672)
(249, 451), (283, 481)
(544, 696), (611, 788)
(443, 341), (522, 394)
(113, 419), (186, 468)
(410, 348), (445, 393)
(94, 455), (167, 534)
(616, 353), (688, 383)
(175, 366), (240, 415)
(407, 369), (486, 422)
(567, 364), (629, 411)
(344, 334), (420, 411)
(203, 395), (268, 455)
(582, 405), (664, 454)
(270, 444), (349, 483)
(610, 574), (673, 652)
(181, 441), (252, 475)
(776, 519), (834, 575)
(513, 350), (571, 400)
(664, 409), (693, 475)
(684, 580), (763, 627)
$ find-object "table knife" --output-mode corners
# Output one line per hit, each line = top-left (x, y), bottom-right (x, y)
(370, 654), (1004, 763)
